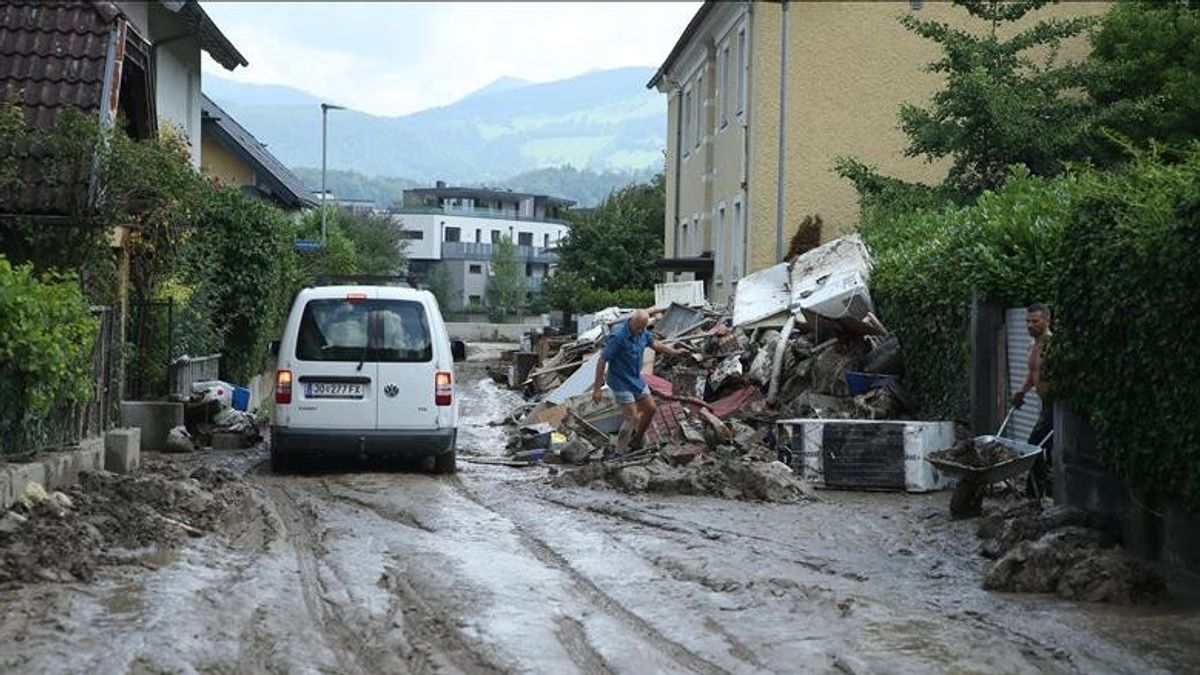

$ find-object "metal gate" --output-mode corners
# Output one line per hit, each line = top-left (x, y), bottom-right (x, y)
(1005, 308), (1042, 442)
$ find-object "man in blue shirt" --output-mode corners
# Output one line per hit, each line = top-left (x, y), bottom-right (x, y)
(591, 309), (685, 452)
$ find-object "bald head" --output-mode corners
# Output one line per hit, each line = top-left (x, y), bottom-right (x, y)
(629, 309), (650, 334)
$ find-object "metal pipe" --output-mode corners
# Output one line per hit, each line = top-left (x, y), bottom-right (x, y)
(774, 0), (789, 262)
(767, 313), (797, 404)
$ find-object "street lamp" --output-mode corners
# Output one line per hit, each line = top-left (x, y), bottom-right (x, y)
(320, 102), (346, 245)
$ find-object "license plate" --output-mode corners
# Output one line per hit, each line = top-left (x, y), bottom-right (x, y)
(306, 382), (365, 398)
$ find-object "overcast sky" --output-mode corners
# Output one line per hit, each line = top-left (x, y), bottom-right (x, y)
(200, 2), (701, 117)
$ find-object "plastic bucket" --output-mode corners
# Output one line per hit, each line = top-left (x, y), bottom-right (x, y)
(231, 386), (251, 412)
(845, 371), (897, 396)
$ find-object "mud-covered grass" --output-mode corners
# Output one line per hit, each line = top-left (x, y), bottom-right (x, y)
(0, 462), (251, 585)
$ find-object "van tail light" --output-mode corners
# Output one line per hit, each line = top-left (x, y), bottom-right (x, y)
(435, 371), (452, 406)
(275, 369), (293, 404)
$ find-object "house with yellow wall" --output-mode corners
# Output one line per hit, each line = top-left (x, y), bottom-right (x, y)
(648, 0), (1106, 304)
(200, 95), (317, 212)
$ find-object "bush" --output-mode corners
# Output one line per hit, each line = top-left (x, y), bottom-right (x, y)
(860, 167), (1079, 419)
(1050, 151), (1200, 511)
(0, 256), (98, 454)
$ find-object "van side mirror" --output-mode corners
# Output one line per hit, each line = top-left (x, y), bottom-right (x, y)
(268, 340), (280, 357)
(451, 340), (467, 362)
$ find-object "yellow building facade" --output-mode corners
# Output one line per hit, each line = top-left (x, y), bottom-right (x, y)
(651, 0), (1106, 303)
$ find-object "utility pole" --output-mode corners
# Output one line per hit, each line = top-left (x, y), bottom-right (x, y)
(320, 102), (346, 245)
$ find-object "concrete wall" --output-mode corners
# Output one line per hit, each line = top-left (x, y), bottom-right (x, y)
(1055, 405), (1200, 578)
(148, 6), (203, 166)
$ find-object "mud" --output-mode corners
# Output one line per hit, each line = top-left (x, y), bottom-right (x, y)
(977, 501), (1165, 604)
(0, 462), (250, 584)
(932, 438), (1019, 468)
(554, 448), (816, 503)
(0, 351), (1196, 674)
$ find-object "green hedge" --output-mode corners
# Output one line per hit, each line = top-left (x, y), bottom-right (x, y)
(1051, 153), (1200, 511)
(860, 167), (1078, 420)
(859, 154), (1200, 510)
(0, 256), (98, 455)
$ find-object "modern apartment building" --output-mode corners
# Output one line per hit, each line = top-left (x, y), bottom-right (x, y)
(649, 0), (1106, 303)
(389, 183), (574, 312)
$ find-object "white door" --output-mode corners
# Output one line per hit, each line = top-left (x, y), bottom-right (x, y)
(288, 293), (378, 431)
(374, 299), (440, 430)
(1005, 307), (1041, 441)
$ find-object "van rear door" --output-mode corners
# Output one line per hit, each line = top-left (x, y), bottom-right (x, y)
(288, 292), (378, 430)
(374, 299), (440, 430)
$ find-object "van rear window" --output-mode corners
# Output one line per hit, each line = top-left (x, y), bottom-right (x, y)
(295, 299), (432, 363)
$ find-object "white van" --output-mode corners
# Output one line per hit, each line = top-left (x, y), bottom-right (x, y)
(270, 285), (458, 473)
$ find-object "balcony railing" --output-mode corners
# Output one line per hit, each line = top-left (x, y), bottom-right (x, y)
(442, 241), (559, 264)
(388, 205), (571, 225)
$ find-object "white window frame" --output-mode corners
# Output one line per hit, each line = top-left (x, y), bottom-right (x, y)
(736, 25), (747, 119)
(732, 195), (746, 282)
(682, 87), (693, 158)
(719, 42), (731, 130)
(714, 203), (727, 286)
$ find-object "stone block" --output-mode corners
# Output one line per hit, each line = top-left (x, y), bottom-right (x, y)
(121, 401), (184, 451)
(0, 461), (46, 510)
(105, 428), (141, 474)
(211, 431), (245, 450)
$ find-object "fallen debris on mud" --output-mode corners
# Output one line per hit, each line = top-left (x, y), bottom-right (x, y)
(931, 438), (1019, 468)
(976, 502), (1166, 604)
(0, 462), (251, 585)
(553, 446), (815, 503)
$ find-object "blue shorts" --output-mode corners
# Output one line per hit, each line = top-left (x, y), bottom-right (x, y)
(611, 386), (650, 404)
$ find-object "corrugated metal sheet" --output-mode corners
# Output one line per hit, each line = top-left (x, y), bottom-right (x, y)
(1005, 308), (1042, 442)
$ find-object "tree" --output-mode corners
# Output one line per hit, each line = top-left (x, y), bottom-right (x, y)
(892, 0), (1099, 197)
(554, 173), (665, 290)
(1085, 0), (1200, 162)
(337, 211), (407, 275)
(485, 234), (525, 321)
(425, 263), (455, 311)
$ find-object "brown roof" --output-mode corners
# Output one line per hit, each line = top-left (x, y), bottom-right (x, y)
(0, 1), (129, 219)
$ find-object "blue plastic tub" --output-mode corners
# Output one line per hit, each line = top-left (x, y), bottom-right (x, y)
(845, 371), (898, 396)
(231, 386), (251, 412)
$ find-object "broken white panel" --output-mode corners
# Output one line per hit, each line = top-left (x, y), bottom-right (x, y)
(545, 351), (603, 405)
(575, 306), (631, 343)
(654, 280), (707, 308)
(788, 234), (873, 309)
(733, 262), (791, 326)
(794, 269), (873, 321)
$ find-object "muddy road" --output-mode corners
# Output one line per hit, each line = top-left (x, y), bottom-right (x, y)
(2, 347), (1198, 674)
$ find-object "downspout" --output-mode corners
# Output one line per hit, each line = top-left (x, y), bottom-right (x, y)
(671, 82), (684, 259)
(774, 0), (789, 262)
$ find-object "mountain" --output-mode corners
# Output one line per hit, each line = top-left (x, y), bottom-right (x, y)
(202, 67), (665, 187)
(460, 76), (532, 101)
(289, 165), (658, 208)
(204, 75), (324, 107)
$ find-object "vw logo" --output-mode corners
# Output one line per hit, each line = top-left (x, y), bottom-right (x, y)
(384, 384), (399, 398)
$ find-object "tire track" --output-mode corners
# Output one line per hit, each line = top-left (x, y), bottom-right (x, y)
(556, 615), (617, 675)
(448, 476), (731, 675)
(262, 481), (405, 675)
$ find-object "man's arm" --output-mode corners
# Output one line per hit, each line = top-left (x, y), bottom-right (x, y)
(651, 340), (686, 358)
(592, 354), (607, 403)
(1012, 342), (1039, 407)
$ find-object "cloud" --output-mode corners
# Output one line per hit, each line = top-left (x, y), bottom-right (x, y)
(201, 1), (700, 116)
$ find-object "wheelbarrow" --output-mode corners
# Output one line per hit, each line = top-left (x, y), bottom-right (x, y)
(927, 409), (1051, 518)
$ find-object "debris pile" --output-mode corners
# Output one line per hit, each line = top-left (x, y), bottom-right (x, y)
(487, 235), (915, 502)
(976, 502), (1166, 604)
(0, 463), (250, 584)
(930, 439), (1019, 469)
(170, 379), (263, 452)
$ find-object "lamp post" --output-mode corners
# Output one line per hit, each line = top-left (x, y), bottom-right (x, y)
(320, 102), (346, 245)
